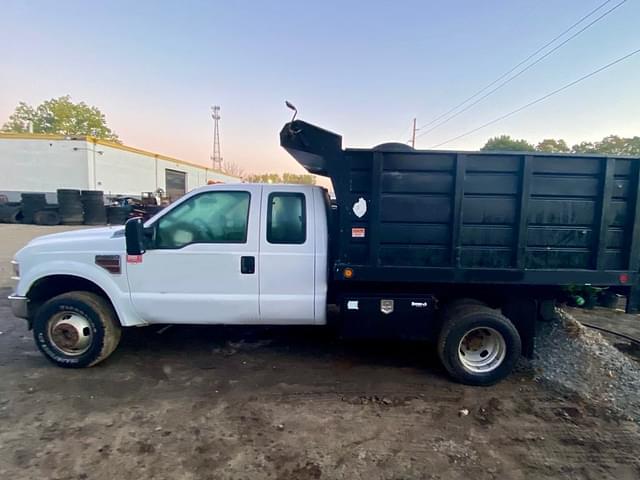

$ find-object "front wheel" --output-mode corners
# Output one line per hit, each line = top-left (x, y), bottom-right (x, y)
(437, 305), (521, 386)
(33, 291), (121, 368)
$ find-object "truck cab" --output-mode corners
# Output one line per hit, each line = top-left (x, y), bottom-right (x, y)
(10, 183), (330, 368)
(125, 183), (328, 326)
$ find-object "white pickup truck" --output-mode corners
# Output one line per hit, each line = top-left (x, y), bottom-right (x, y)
(11, 118), (578, 386)
(10, 184), (330, 359)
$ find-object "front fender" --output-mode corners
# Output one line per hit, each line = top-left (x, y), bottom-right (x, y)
(17, 260), (147, 327)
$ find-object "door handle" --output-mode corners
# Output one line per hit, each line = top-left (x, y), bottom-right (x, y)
(240, 256), (255, 274)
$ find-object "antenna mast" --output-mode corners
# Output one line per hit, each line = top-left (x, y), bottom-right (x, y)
(210, 105), (222, 170)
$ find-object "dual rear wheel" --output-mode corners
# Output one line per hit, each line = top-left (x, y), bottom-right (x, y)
(437, 301), (521, 385)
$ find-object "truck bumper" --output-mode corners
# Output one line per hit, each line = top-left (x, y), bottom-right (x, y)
(8, 294), (29, 319)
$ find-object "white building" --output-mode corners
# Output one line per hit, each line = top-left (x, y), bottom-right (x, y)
(0, 133), (239, 201)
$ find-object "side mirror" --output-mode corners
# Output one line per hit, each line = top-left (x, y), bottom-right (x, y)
(125, 217), (146, 255)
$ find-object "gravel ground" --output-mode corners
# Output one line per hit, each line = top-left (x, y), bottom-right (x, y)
(534, 308), (640, 422)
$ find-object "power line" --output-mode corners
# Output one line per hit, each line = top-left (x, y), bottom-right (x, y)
(418, 0), (626, 140)
(417, 0), (616, 132)
(430, 47), (640, 149)
(415, 0), (626, 141)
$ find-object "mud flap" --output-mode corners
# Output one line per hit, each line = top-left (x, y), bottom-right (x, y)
(625, 285), (640, 314)
(502, 298), (538, 358)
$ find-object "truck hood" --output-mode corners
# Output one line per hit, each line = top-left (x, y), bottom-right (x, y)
(26, 226), (124, 246)
(14, 226), (125, 262)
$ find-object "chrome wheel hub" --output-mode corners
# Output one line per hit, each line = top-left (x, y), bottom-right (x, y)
(458, 327), (506, 373)
(48, 312), (93, 355)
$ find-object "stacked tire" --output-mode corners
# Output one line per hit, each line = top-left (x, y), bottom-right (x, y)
(81, 190), (107, 225)
(107, 205), (131, 225)
(0, 203), (22, 223)
(33, 208), (61, 226)
(57, 189), (84, 225)
(21, 193), (47, 224)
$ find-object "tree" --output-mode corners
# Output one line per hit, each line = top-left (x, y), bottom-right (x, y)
(536, 138), (570, 153)
(480, 134), (640, 156)
(218, 159), (245, 178)
(245, 173), (281, 184)
(481, 135), (535, 152)
(1, 95), (120, 142)
(245, 172), (316, 185)
(572, 135), (640, 156)
(282, 173), (316, 185)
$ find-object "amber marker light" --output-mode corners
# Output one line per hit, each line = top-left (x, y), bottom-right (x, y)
(343, 268), (354, 279)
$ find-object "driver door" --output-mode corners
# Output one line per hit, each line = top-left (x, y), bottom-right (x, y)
(126, 185), (262, 324)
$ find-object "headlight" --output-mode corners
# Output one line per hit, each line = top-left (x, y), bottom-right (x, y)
(11, 260), (19, 280)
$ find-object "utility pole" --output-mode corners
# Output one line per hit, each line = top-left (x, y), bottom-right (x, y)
(410, 118), (417, 149)
(210, 106), (222, 171)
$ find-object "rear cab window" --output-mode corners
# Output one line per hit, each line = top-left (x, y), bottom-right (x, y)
(267, 192), (306, 244)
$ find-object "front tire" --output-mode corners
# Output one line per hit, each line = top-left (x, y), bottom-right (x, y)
(33, 291), (121, 368)
(437, 304), (521, 386)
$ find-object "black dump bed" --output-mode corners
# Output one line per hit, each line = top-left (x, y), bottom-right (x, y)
(281, 120), (640, 299)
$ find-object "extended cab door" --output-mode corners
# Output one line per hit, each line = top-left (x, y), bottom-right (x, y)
(258, 185), (319, 324)
(126, 184), (261, 324)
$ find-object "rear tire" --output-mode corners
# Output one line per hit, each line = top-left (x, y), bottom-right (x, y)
(437, 304), (521, 386)
(33, 291), (121, 368)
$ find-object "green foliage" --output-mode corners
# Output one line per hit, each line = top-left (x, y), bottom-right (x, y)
(246, 173), (281, 184)
(536, 138), (570, 153)
(482, 134), (640, 156)
(282, 173), (316, 185)
(245, 173), (316, 185)
(480, 135), (535, 152)
(571, 135), (640, 156)
(2, 95), (120, 142)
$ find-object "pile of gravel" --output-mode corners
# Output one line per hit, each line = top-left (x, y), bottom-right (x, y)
(533, 308), (640, 422)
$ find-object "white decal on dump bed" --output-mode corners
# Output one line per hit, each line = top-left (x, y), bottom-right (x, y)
(352, 197), (367, 218)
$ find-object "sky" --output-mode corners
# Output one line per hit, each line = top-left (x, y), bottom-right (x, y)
(1, 0), (639, 176)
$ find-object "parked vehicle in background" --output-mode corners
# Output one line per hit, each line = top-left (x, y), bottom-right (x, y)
(9, 117), (640, 385)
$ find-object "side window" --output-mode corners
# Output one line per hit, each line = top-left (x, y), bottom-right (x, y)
(155, 191), (250, 249)
(267, 193), (306, 244)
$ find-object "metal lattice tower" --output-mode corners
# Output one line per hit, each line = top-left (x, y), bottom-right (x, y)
(210, 106), (222, 170)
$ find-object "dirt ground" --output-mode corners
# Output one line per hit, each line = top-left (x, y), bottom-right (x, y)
(1, 225), (639, 479)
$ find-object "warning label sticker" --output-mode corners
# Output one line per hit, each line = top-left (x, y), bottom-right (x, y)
(352, 227), (366, 238)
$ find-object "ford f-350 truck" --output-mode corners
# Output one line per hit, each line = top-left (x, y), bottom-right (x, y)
(10, 117), (640, 385)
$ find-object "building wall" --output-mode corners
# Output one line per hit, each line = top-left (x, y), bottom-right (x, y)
(93, 143), (239, 196)
(93, 143), (157, 195)
(0, 136), (240, 201)
(0, 138), (90, 199)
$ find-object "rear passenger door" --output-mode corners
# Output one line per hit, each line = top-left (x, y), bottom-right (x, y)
(259, 186), (315, 324)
